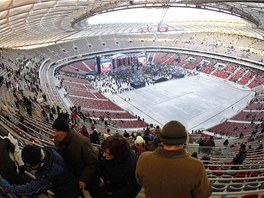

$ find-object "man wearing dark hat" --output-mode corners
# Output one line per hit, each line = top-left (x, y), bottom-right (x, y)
(52, 114), (102, 197)
(231, 143), (247, 170)
(136, 120), (212, 198)
(0, 144), (79, 197)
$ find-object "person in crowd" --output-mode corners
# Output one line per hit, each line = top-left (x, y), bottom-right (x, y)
(201, 137), (210, 154)
(231, 143), (247, 170)
(142, 128), (152, 144)
(131, 136), (147, 157)
(197, 137), (204, 154)
(256, 143), (263, 151)
(0, 144), (79, 197)
(123, 130), (133, 144)
(136, 120), (212, 198)
(99, 134), (141, 198)
(103, 128), (112, 140)
(49, 112), (54, 121)
(0, 126), (25, 185)
(41, 108), (48, 121)
(123, 130), (130, 138)
(18, 115), (28, 132)
(80, 125), (89, 138)
(201, 154), (211, 169)
(153, 125), (161, 137)
(191, 152), (198, 158)
(146, 136), (161, 151)
(206, 136), (215, 155)
(71, 111), (77, 125)
(90, 129), (100, 144)
(223, 139), (229, 146)
(53, 114), (102, 197)
(239, 132), (244, 139)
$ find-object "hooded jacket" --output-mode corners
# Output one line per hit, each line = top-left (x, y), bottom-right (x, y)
(11, 147), (79, 198)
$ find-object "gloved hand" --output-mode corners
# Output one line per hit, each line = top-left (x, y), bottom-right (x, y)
(0, 179), (13, 193)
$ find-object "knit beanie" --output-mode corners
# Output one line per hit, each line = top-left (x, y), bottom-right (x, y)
(52, 115), (70, 132)
(22, 144), (42, 167)
(161, 120), (188, 145)
(240, 143), (246, 151)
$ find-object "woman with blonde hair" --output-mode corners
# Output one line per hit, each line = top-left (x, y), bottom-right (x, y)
(131, 136), (147, 157)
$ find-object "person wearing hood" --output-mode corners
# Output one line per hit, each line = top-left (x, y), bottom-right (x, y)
(0, 144), (79, 197)
(99, 134), (141, 198)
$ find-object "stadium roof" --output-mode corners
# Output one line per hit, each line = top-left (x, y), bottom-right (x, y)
(0, 0), (264, 48)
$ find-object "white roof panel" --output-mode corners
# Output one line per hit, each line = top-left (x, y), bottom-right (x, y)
(12, 0), (37, 7)
(0, 11), (8, 20)
(0, 0), (263, 48)
(0, 0), (12, 12)
(9, 4), (33, 16)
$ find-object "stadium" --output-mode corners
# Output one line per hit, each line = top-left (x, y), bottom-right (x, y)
(0, 0), (264, 197)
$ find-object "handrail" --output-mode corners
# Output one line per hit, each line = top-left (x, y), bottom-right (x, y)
(212, 189), (264, 196)
(0, 115), (49, 147)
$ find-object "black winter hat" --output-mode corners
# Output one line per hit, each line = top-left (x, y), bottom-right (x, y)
(22, 144), (41, 167)
(161, 120), (188, 145)
(52, 115), (70, 132)
(240, 143), (246, 151)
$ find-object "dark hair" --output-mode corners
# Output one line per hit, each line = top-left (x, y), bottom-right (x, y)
(201, 154), (211, 168)
(101, 134), (128, 159)
(240, 143), (246, 151)
(191, 152), (198, 158)
(123, 131), (130, 138)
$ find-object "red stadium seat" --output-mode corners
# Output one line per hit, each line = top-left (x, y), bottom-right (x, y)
(241, 194), (259, 198)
